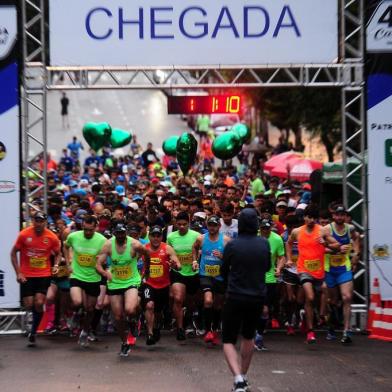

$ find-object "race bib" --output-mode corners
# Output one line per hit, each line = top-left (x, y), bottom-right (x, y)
(150, 257), (161, 264)
(330, 254), (346, 267)
(205, 264), (220, 277)
(77, 254), (95, 267)
(178, 254), (193, 265)
(113, 265), (132, 280)
(150, 264), (163, 278)
(304, 259), (321, 272)
(30, 256), (47, 269)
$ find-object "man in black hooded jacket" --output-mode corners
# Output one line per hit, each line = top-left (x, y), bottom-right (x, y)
(221, 207), (271, 392)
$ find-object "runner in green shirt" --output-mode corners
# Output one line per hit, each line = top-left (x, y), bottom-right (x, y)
(64, 215), (106, 347)
(255, 217), (286, 351)
(167, 211), (199, 341)
(97, 223), (150, 356)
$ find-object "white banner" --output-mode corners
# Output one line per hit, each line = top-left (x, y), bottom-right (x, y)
(49, 0), (338, 66)
(0, 5), (20, 308)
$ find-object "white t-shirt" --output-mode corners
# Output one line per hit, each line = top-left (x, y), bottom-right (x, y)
(220, 219), (238, 239)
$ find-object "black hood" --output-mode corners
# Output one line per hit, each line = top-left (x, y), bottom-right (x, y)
(238, 208), (259, 235)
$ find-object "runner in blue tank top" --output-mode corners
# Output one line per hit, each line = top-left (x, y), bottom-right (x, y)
(325, 205), (360, 344)
(192, 215), (230, 346)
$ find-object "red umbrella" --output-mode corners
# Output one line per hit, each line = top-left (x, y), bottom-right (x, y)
(289, 158), (323, 181)
(264, 151), (302, 173)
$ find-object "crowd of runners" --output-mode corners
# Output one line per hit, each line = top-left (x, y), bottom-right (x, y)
(11, 139), (362, 358)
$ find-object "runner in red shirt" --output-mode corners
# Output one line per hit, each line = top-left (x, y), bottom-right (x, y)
(10, 212), (61, 347)
(141, 226), (180, 345)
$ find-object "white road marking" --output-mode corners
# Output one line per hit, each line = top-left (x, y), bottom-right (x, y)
(271, 370), (286, 374)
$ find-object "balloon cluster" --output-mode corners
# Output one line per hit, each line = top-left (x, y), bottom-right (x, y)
(82, 122), (132, 151)
(162, 133), (198, 175)
(212, 123), (250, 160)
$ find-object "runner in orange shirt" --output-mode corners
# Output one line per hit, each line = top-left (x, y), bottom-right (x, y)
(287, 206), (340, 344)
(10, 212), (61, 347)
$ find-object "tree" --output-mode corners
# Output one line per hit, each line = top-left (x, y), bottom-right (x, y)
(301, 88), (341, 162)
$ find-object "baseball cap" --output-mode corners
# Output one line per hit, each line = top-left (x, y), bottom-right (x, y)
(113, 223), (127, 233)
(334, 205), (347, 214)
(128, 224), (141, 233)
(69, 180), (78, 188)
(74, 209), (88, 224)
(115, 185), (125, 196)
(303, 183), (312, 191)
(260, 218), (272, 228)
(117, 175), (125, 182)
(150, 226), (163, 235)
(127, 202), (139, 211)
(132, 194), (143, 202)
(276, 201), (288, 208)
(207, 215), (220, 225)
(194, 211), (207, 220)
(33, 211), (47, 220)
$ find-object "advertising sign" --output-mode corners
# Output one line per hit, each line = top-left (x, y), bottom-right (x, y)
(49, 0), (338, 66)
(0, 2), (20, 308)
(367, 0), (392, 300)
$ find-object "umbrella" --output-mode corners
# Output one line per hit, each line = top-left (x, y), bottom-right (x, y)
(264, 151), (302, 173)
(289, 158), (323, 181)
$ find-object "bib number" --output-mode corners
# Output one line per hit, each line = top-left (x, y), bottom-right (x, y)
(178, 254), (193, 265)
(113, 265), (132, 280)
(77, 254), (95, 267)
(304, 259), (321, 272)
(150, 264), (163, 278)
(330, 255), (346, 267)
(205, 264), (220, 277)
(30, 256), (47, 269)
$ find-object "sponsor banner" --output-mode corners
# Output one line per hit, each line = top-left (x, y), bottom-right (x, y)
(367, 1), (392, 300)
(49, 0), (338, 66)
(0, 3), (20, 308)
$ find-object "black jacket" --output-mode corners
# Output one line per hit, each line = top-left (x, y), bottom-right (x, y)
(221, 208), (271, 301)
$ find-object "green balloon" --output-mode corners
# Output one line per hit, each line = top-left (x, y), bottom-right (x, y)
(212, 131), (242, 160)
(232, 123), (251, 144)
(110, 128), (132, 148)
(176, 132), (198, 175)
(82, 122), (112, 151)
(162, 135), (179, 156)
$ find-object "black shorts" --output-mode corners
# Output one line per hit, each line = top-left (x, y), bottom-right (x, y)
(21, 277), (51, 298)
(70, 278), (101, 297)
(141, 284), (170, 313)
(299, 273), (324, 291)
(200, 276), (225, 295)
(222, 297), (264, 344)
(170, 270), (200, 296)
(265, 283), (277, 308)
(100, 276), (107, 286)
(106, 285), (139, 296)
(282, 269), (300, 286)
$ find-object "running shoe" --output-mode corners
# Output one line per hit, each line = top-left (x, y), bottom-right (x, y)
(78, 330), (89, 348)
(146, 334), (156, 346)
(232, 379), (249, 392)
(204, 331), (214, 344)
(287, 325), (295, 336)
(176, 328), (186, 341)
(341, 331), (353, 345)
(326, 329), (337, 341)
(211, 331), (219, 346)
(126, 332), (136, 346)
(306, 331), (316, 344)
(254, 333), (267, 351)
(119, 343), (131, 357)
(88, 331), (99, 342)
(271, 318), (280, 329)
(27, 333), (36, 347)
(44, 326), (57, 335)
(153, 328), (161, 343)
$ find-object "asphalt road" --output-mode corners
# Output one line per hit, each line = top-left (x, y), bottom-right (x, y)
(0, 332), (391, 392)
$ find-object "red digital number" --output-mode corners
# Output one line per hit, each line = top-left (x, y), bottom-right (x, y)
(226, 96), (240, 113)
(190, 98), (195, 112)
